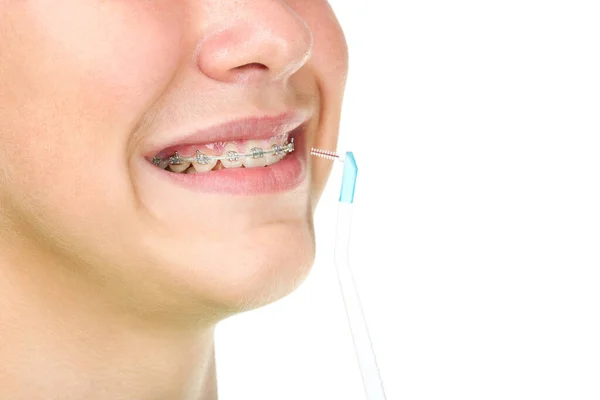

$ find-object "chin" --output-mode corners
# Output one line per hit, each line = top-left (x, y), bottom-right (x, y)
(139, 220), (316, 316)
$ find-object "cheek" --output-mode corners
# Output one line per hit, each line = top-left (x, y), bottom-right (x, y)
(289, 0), (349, 83)
(0, 2), (186, 233)
(0, 1), (186, 153)
(287, 0), (349, 202)
(29, 2), (186, 125)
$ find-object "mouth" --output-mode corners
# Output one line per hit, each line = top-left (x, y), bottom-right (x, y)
(141, 113), (310, 195)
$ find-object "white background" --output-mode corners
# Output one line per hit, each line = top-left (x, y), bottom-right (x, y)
(216, 1), (600, 399)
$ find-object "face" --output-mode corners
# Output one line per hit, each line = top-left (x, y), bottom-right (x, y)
(0, 0), (348, 317)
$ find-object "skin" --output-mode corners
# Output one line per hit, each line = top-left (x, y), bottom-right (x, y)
(0, 0), (348, 399)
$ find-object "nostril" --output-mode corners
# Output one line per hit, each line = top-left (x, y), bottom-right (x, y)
(229, 62), (271, 83)
(233, 62), (269, 72)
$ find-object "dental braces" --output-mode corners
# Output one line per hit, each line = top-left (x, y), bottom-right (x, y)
(153, 138), (295, 168)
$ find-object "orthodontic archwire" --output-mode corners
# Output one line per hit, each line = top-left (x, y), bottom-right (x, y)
(152, 138), (295, 168)
(311, 147), (388, 400)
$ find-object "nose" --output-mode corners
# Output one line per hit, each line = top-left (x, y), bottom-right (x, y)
(195, 1), (313, 84)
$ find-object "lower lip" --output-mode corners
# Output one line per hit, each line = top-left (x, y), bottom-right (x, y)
(142, 128), (307, 195)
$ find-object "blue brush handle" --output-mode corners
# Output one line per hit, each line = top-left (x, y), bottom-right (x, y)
(339, 152), (358, 204)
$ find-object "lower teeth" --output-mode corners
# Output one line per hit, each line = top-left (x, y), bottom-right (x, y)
(172, 155), (285, 174)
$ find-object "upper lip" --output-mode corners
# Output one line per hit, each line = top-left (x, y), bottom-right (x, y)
(145, 111), (310, 157)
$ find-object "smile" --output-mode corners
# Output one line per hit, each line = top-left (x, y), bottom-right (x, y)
(141, 114), (309, 195)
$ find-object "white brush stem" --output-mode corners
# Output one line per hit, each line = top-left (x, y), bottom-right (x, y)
(335, 202), (387, 400)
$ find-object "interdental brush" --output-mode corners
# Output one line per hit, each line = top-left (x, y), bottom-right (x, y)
(310, 148), (388, 400)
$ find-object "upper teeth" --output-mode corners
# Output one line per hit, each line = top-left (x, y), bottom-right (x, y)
(195, 151), (211, 165)
(152, 137), (294, 172)
(250, 148), (264, 159)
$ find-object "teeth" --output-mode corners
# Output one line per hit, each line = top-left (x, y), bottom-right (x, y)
(153, 157), (170, 169)
(242, 140), (268, 168)
(168, 152), (191, 173)
(154, 135), (294, 173)
(266, 138), (286, 166)
(220, 143), (243, 169)
(169, 162), (190, 173)
(191, 150), (218, 173)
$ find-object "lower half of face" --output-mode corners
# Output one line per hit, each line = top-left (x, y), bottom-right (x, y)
(0, 0), (348, 318)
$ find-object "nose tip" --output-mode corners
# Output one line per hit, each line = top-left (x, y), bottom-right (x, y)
(195, 4), (313, 84)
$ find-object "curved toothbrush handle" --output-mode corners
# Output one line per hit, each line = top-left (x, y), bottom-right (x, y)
(335, 203), (387, 400)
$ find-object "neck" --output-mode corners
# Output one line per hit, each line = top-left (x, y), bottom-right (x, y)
(0, 240), (219, 400)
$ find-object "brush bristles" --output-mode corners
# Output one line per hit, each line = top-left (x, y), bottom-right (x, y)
(311, 147), (340, 161)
